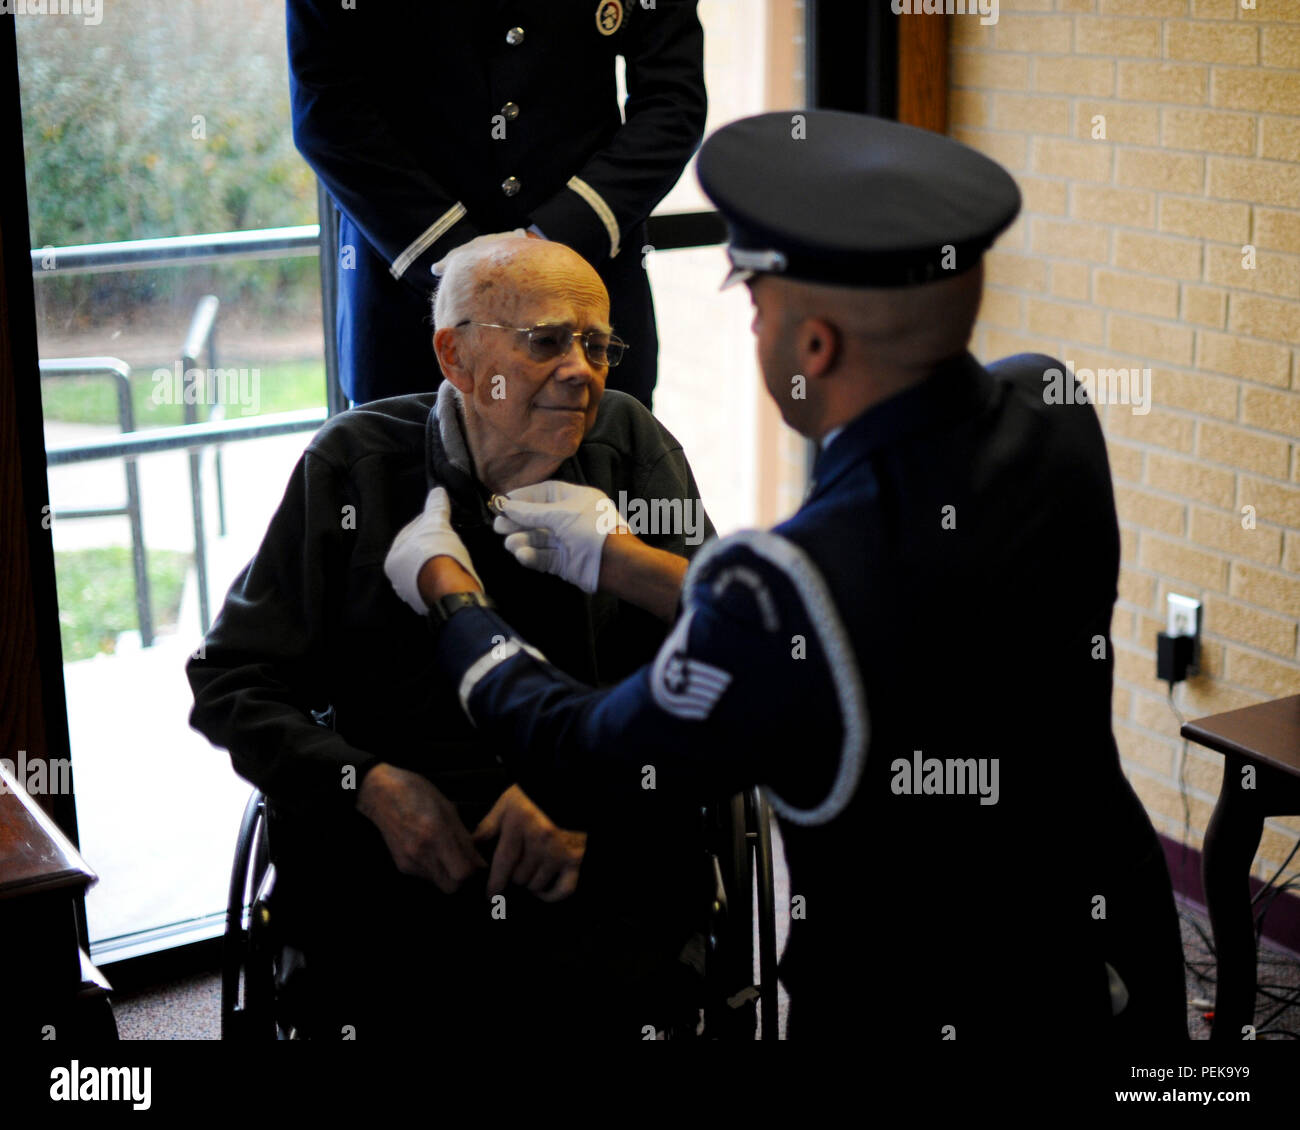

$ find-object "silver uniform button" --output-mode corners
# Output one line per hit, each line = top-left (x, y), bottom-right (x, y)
(506, 26), (525, 46)
(501, 176), (521, 197)
(501, 101), (520, 121)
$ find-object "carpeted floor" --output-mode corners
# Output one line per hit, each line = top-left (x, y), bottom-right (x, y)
(111, 968), (222, 1040)
(107, 897), (1298, 1041)
(1180, 905), (1300, 1041)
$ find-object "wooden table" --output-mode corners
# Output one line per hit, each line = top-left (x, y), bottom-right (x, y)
(0, 762), (115, 1039)
(1181, 694), (1300, 1042)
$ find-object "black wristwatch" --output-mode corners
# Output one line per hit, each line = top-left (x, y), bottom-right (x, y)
(427, 590), (494, 630)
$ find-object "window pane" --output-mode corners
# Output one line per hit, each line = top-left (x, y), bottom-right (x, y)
(651, 0), (809, 534)
(17, 0), (324, 958)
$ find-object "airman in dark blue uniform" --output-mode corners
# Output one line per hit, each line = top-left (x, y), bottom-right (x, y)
(288, 0), (707, 406)
(389, 111), (1188, 1046)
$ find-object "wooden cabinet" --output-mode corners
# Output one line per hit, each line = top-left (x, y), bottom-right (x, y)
(0, 763), (116, 1040)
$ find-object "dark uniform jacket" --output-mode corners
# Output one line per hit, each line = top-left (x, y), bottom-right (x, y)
(186, 387), (714, 1032)
(433, 352), (1187, 1043)
(287, 0), (707, 406)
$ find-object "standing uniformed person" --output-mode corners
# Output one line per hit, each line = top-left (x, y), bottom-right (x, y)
(287, 0), (706, 407)
(383, 111), (1188, 1044)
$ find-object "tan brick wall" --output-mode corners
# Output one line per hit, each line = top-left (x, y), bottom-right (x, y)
(950, 1), (1300, 888)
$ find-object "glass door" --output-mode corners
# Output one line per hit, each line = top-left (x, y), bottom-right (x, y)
(16, 0), (327, 960)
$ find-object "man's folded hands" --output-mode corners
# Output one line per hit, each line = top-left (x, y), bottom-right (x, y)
(356, 763), (487, 894)
(473, 783), (586, 903)
(357, 766), (584, 903)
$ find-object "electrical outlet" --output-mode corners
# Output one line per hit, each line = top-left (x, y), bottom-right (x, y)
(1165, 593), (1202, 675)
(1166, 593), (1201, 637)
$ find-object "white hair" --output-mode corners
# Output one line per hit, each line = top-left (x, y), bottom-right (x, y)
(431, 230), (530, 331)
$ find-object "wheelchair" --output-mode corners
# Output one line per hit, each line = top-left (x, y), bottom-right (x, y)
(222, 786), (780, 1040)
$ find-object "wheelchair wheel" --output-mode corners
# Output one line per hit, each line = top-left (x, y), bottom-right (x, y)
(750, 787), (780, 1040)
(222, 789), (285, 1040)
(702, 788), (779, 1039)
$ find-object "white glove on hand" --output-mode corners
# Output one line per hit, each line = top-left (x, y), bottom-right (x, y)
(493, 480), (628, 594)
(384, 486), (482, 613)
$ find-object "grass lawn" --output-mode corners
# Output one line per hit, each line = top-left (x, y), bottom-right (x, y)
(41, 359), (326, 428)
(54, 546), (192, 663)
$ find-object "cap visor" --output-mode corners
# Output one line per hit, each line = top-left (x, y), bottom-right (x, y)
(720, 266), (754, 290)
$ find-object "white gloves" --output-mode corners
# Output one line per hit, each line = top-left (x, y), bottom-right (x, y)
(384, 481), (626, 611)
(384, 486), (482, 613)
(493, 481), (627, 594)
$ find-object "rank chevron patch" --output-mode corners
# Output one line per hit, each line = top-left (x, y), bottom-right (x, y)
(650, 609), (733, 720)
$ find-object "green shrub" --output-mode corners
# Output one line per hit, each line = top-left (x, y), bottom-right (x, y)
(18, 0), (320, 320)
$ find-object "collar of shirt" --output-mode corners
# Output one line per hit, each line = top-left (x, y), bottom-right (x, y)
(426, 382), (499, 527)
(434, 379), (473, 476)
(808, 352), (995, 504)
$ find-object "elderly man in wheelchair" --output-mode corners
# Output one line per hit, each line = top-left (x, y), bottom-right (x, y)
(188, 233), (755, 1040)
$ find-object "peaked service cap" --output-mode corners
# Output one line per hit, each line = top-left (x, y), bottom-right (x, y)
(696, 109), (1021, 289)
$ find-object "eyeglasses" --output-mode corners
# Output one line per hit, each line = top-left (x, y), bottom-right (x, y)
(456, 321), (627, 368)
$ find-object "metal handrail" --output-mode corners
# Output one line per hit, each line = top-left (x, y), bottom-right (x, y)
(31, 226), (332, 639)
(49, 406), (323, 639)
(182, 294), (221, 363)
(26, 212), (723, 280)
(181, 295), (222, 631)
(39, 356), (133, 380)
(40, 358), (154, 647)
(46, 409), (327, 466)
(29, 226), (321, 278)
